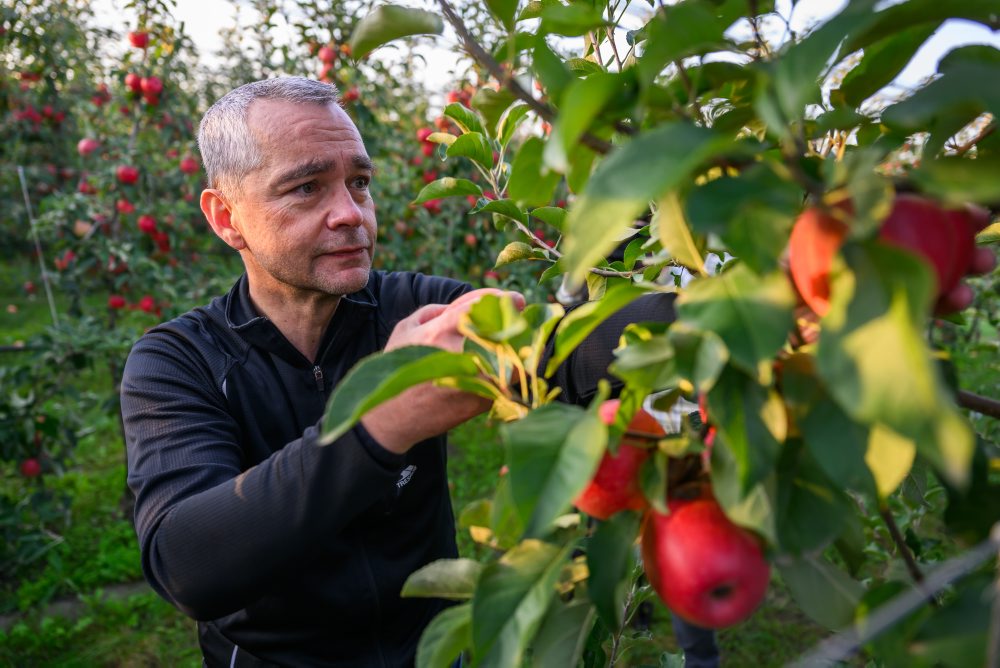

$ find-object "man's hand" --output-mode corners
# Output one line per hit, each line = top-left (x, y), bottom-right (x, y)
(362, 288), (525, 454)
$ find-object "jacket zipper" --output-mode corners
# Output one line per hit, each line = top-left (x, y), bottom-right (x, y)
(312, 365), (325, 392)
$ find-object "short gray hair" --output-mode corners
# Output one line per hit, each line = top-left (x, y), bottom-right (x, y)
(197, 76), (341, 197)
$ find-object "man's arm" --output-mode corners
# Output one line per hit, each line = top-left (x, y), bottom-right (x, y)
(122, 331), (407, 620)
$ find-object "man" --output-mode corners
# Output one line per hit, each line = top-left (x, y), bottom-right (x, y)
(121, 76), (687, 667)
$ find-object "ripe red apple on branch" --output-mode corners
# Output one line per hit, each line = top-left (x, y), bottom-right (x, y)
(641, 485), (771, 629)
(573, 399), (664, 520)
(788, 193), (995, 317)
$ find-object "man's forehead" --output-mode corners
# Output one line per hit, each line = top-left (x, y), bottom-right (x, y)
(247, 98), (360, 136)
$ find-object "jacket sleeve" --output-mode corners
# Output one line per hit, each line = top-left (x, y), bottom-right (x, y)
(121, 328), (406, 621)
(548, 292), (679, 406)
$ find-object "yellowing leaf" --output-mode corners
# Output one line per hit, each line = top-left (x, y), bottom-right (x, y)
(653, 190), (706, 274)
(865, 423), (916, 498)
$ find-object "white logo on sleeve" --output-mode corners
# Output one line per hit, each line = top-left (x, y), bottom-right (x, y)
(396, 465), (417, 489)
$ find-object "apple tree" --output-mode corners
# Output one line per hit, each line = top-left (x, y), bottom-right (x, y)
(319, 0), (1000, 666)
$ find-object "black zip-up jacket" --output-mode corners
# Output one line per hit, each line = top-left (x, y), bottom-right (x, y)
(121, 270), (676, 667)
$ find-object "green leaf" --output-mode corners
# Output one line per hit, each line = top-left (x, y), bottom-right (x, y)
(705, 366), (784, 494)
(676, 265), (796, 377)
(562, 123), (732, 284)
(634, 0), (733, 88)
(543, 73), (621, 173)
(609, 331), (678, 394)
(416, 603), (471, 668)
(586, 511), (641, 631)
(444, 103), (487, 136)
(463, 293), (529, 344)
(780, 352), (877, 496)
(498, 103), (532, 149)
(539, 4), (609, 37)
(496, 241), (536, 268)
(685, 164), (801, 275)
(774, 440), (854, 555)
(319, 347), (481, 444)
(531, 38), (574, 104)
(845, 0), (1000, 52)
(817, 242), (974, 488)
(509, 137), (562, 208)
(779, 555), (863, 630)
(545, 283), (650, 377)
(529, 596), (596, 668)
(880, 60), (1000, 156)
(761, 0), (879, 125)
(349, 5), (444, 60)
(447, 132), (493, 170)
(529, 206), (567, 232)
(910, 156), (1000, 206)
(412, 177), (483, 204)
(666, 323), (728, 396)
(472, 198), (527, 224)
(471, 539), (570, 665)
(484, 0), (519, 30)
(653, 190), (706, 274)
(402, 558), (483, 600)
(502, 403), (607, 538)
(472, 87), (519, 139)
(837, 22), (940, 108)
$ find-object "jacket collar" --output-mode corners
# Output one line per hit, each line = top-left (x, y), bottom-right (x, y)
(221, 273), (379, 366)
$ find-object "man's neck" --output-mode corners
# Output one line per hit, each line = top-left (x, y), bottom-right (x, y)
(247, 280), (340, 363)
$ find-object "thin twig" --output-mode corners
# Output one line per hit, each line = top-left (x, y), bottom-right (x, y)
(879, 506), (926, 585)
(948, 120), (995, 157)
(674, 59), (703, 124)
(957, 389), (1000, 420)
(435, 0), (635, 154)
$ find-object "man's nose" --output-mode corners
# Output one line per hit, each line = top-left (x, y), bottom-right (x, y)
(325, 185), (365, 229)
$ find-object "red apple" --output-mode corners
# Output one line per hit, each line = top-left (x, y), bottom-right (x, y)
(179, 156), (199, 174)
(137, 215), (157, 234)
(464, 233), (478, 248)
(422, 170), (438, 184)
(574, 399), (665, 520)
(137, 295), (156, 313)
(77, 137), (100, 157)
(416, 127), (433, 143)
(20, 458), (42, 478)
(127, 31), (149, 48)
(108, 294), (127, 310)
(140, 76), (163, 96)
(878, 193), (956, 296)
(342, 86), (359, 103)
(124, 72), (142, 92)
(641, 491), (770, 629)
(318, 45), (337, 63)
(116, 199), (135, 214)
(117, 165), (139, 184)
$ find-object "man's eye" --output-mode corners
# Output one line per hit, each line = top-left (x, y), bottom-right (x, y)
(295, 181), (318, 195)
(352, 176), (371, 190)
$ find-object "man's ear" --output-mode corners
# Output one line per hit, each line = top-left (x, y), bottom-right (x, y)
(201, 189), (246, 251)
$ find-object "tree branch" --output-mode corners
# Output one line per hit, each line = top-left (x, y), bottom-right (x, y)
(879, 506), (926, 586)
(435, 0), (627, 155)
(958, 389), (1000, 420)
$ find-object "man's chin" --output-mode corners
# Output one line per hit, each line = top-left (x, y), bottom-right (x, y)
(319, 266), (371, 296)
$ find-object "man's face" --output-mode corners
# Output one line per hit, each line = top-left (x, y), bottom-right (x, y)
(226, 99), (377, 298)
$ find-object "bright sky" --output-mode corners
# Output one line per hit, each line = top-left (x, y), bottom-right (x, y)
(93, 0), (1000, 96)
